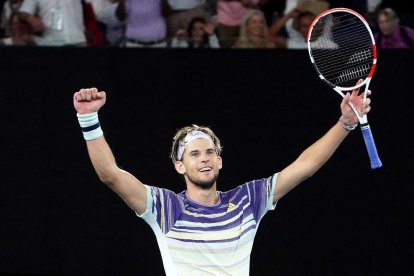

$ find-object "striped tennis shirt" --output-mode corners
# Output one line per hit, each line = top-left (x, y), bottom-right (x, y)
(137, 173), (278, 275)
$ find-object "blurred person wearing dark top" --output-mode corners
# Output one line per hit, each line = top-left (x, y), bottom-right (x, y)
(375, 7), (414, 49)
(379, 0), (414, 28)
(166, 0), (207, 40)
(170, 16), (220, 48)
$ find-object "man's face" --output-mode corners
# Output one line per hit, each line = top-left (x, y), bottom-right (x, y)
(176, 138), (222, 189)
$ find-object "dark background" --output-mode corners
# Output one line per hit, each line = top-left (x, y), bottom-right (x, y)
(0, 47), (412, 275)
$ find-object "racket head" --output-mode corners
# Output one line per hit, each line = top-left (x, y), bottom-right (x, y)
(307, 8), (377, 93)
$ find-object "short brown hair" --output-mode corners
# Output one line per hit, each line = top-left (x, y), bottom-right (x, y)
(170, 124), (222, 163)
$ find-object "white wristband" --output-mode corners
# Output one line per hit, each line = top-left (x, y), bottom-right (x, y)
(339, 116), (358, 131)
(77, 112), (103, 140)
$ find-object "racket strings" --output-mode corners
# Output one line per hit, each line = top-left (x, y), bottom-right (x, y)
(312, 41), (373, 72)
(316, 51), (372, 76)
(309, 12), (375, 87)
(313, 25), (372, 50)
(310, 14), (367, 37)
(311, 45), (373, 84)
(311, 40), (372, 68)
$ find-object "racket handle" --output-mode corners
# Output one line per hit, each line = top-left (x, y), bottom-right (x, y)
(360, 124), (382, 169)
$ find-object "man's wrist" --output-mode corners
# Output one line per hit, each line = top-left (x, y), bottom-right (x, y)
(77, 112), (103, 140)
(339, 116), (358, 131)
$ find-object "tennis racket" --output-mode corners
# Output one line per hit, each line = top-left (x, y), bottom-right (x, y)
(307, 8), (382, 169)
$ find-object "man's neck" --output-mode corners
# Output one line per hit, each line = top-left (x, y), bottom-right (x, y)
(186, 184), (219, 206)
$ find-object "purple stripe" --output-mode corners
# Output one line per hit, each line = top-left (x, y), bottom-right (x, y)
(167, 224), (257, 244)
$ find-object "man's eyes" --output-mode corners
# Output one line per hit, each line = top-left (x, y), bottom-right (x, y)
(190, 150), (215, 157)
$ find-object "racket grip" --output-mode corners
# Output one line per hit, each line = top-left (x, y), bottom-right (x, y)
(360, 124), (382, 169)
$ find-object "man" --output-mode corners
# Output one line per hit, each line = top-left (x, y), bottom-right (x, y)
(268, 8), (316, 49)
(73, 81), (371, 275)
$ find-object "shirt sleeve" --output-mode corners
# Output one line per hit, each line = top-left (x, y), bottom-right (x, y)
(137, 185), (183, 234)
(209, 34), (220, 48)
(246, 173), (278, 223)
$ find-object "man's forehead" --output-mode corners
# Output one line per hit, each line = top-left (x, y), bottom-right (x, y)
(185, 138), (215, 150)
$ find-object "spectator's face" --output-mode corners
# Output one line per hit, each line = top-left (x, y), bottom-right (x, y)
(10, 14), (29, 36)
(378, 14), (399, 36)
(247, 15), (265, 37)
(191, 22), (206, 42)
(298, 16), (314, 38)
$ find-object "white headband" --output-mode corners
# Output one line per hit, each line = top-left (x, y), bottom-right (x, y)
(177, 131), (213, 161)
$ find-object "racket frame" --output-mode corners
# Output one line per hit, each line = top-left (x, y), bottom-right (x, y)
(307, 8), (382, 169)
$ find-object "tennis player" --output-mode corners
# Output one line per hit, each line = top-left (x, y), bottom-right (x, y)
(73, 83), (371, 275)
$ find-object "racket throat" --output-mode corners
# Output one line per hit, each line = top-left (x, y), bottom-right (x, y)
(348, 102), (368, 124)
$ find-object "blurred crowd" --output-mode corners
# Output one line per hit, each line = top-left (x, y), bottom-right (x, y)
(1, 0), (413, 49)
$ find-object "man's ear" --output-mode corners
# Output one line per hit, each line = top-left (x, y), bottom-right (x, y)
(174, 161), (186, 175)
(218, 156), (223, 170)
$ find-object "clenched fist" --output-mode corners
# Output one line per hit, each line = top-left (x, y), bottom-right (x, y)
(73, 88), (106, 115)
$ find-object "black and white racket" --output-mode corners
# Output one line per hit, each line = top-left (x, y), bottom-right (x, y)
(307, 7), (382, 169)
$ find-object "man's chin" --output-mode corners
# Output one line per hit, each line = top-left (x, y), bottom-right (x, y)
(194, 180), (215, 190)
(186, 174), (219, 190)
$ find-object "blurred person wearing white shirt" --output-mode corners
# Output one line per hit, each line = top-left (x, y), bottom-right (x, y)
(18, 0), (86, 46)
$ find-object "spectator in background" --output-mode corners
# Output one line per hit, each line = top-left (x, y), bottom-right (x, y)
(216, 0), (261, 48)
(366, 0), (382, 31)
(268, 7), (315, 49)
(233, 8), (275, 48)
(1, 0), (23, 26)
(171, 16), (220, 48)
(114, 0), (168, 48)
(375, 7), (414, 49)
(205, 0), (218, 22)
(0, 0), (34, 46)
(166, 0), (207, 41)
(1, 11), (35, 46)
(86, 0), (125, 46)
(260, 0), (286, 27)
(82, 0), (105, 47)
(378, 0), (414, 28)
(17, 0), (86, 46)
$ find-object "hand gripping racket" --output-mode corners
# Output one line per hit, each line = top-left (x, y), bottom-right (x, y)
(307, 8), (382, 169)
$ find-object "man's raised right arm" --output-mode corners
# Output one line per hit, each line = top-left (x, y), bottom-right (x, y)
(73, 88), (147, 215)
